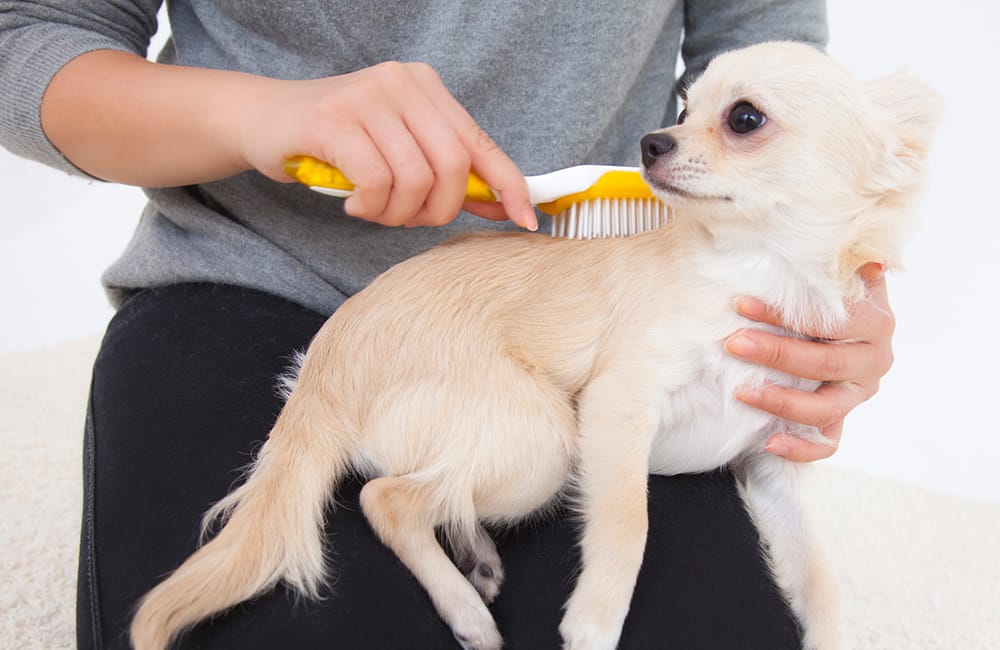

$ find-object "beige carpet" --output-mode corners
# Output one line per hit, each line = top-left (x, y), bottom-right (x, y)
(2, 337), (998, 649)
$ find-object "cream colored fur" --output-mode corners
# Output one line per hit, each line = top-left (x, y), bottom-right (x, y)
(130, 42), (942, 650)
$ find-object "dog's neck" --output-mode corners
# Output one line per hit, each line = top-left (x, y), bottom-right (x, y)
(671, 213), (857, 336)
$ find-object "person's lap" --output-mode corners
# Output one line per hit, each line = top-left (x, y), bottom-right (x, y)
(78, 283), (800, 649)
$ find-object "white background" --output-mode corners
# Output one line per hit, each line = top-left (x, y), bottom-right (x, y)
(1, 3), (998, 503)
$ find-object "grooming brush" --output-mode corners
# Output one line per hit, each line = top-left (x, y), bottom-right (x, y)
(284, 155), (672, 239)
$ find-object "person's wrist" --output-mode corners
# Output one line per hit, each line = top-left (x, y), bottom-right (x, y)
(214, 73), (291, 180)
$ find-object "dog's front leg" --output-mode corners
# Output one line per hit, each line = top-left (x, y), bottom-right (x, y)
(737, 450), (847, 650)
(560, 380), (657, 650)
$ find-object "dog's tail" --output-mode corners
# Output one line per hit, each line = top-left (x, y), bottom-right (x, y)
(129, 370), (355, 650)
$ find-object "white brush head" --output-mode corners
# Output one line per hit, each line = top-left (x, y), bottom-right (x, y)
(550, 198), (673, 239)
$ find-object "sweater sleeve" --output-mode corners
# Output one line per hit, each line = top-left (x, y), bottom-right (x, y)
(679, 0), (828, 97)
(0, 1), (163, 175)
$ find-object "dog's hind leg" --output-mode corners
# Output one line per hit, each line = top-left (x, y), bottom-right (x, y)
(737, 451), (847, 650)
(449, 524), (505, 604)
(360, 476), (502, 650)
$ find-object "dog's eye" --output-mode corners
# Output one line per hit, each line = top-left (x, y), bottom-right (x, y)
(728, 102), (766, 134)
(676, 107), (687, 125)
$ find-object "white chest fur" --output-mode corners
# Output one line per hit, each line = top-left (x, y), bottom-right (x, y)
(643, 245), (833, 476)
(648, 345), (817, 475)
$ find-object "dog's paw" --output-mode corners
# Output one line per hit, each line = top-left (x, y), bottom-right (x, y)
(454, 629), (503, 650)
(454, 528), (505, 604)
(559, 583), (629, 650)
(459, 554), (505, 604)
(802, 625), (849, 650)
(443, 589), (503, 650)
(559, 620), (620, 650)
(559, 602), (623, 650)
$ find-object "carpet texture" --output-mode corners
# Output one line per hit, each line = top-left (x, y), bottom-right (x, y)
(1, 337), (997, 649)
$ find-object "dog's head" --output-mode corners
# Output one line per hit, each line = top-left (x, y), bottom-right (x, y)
(640, 41), (942, 282)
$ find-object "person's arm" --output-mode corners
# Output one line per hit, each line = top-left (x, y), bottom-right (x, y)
(40, 51), (535, 230)
(726, 263), (896, 461)
(0, 0), (162, 171)
(0, 3), (535, 229)
(40, 50), (268, 188)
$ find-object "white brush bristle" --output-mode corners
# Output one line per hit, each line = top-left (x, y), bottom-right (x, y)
(550, 198), (673, 239)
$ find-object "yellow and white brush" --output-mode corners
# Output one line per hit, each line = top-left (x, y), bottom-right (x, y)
(284, 155), (672, 239)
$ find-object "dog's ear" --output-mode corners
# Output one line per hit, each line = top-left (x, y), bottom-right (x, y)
(840, 74), (943, 283)
(865, 71), (945, 173)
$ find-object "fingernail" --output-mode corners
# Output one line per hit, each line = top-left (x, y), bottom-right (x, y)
(734, 386), (762, 404)
(765, 437), (791, 457)
(523, 204), (538, 232)
(861, 262), (885, 282)
(725, 333), (757, 357)
(733, 296), (766, 319)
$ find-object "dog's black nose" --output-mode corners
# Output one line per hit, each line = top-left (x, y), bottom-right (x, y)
(640, 132), (676, 168)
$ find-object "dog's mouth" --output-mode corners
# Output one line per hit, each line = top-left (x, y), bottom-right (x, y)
(645, 177), (733, 203)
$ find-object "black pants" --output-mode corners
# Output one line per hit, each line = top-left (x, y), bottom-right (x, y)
(77, 284), (801, 649)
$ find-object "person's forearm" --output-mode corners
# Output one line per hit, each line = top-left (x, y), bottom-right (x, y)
(40, 49), (277, 186)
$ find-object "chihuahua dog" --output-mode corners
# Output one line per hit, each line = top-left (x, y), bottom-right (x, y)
(131, 42), (941, 650)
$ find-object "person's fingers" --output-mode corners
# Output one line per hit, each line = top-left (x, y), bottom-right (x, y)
(855, 262), (895, 340)
(469, 131), (537, 230)
(290, 69), (404, 223)
(408, 63), (536, 230)
(351, 107), (436, 226)
(734, 263), (894, 342)
(289, 63), (463, 227)
(322, 125), (394, 222)
(724, 329), (891, 384)
(462, 200), (518, 222)
(726, 262), (895, 382)
(272, 62), (533, 229)
(735, 381), (874, 432)
(384, 64), (472, 226)
(764, 420), (844, 462)
(725, 262), (896, 464)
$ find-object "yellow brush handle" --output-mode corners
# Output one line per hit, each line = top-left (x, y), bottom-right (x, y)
(536, 170), (655, 215)
(284, 155), (497, 202)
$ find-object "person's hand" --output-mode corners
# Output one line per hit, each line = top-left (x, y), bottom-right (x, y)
(723, 263), (895, 462)
(239, 61), (536, 230)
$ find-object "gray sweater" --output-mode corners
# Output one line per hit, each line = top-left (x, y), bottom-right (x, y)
(0, 0), (827, 315)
